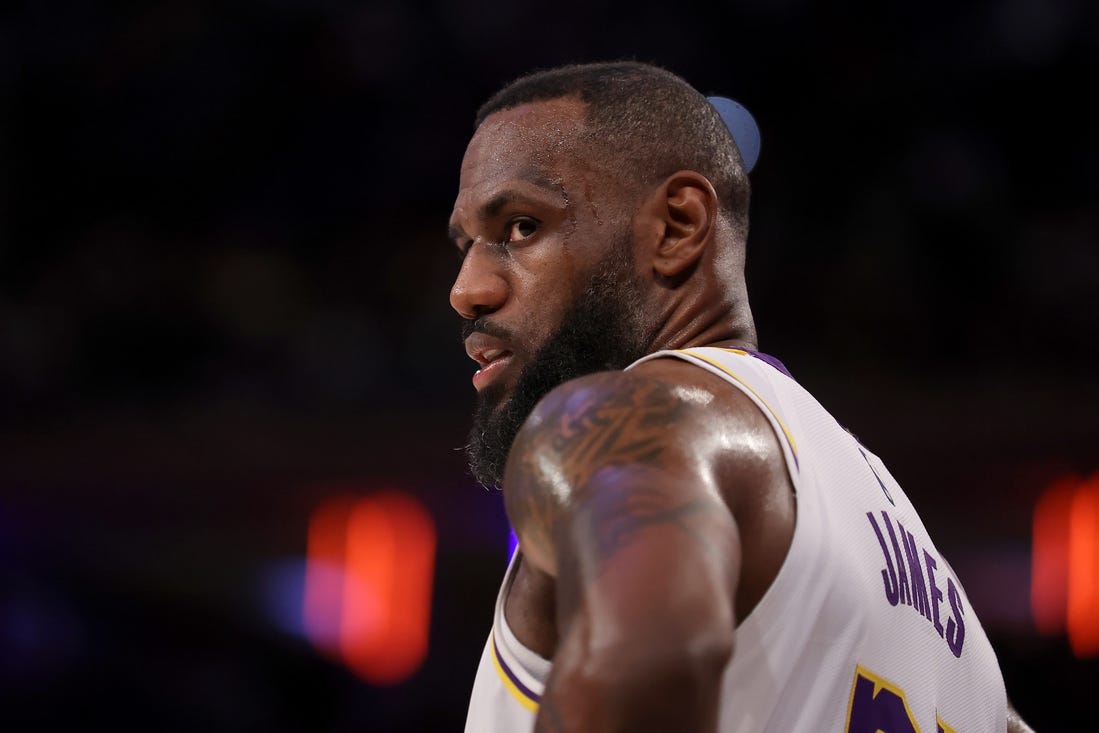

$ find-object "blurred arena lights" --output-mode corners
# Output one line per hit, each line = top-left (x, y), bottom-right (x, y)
(303, 491), (436, 685)
(1032, 472), (1099, 658)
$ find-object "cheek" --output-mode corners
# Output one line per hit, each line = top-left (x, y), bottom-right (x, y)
(509, 292), (566, 359)
(508, 253), (580, 346)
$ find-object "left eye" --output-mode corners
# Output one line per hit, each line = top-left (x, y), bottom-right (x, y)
(505, 218), (538, 242)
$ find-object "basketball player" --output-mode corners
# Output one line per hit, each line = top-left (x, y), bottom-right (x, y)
(449, 62), (1034, 732)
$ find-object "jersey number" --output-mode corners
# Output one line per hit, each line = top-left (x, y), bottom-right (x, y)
(845, 666), (957, 733)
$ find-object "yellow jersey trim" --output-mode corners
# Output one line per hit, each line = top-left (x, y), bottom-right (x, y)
(676, 348), (799, 459)
(490, 634), (540, 713)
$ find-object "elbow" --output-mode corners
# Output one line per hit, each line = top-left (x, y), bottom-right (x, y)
(652, 626), (734, 682)
(679, 629), (735, 689)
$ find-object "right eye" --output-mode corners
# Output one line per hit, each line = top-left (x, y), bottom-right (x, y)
(504, 218), (538, 243)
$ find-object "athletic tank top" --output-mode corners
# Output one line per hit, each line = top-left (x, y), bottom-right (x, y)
(464, 347), (1007, 731)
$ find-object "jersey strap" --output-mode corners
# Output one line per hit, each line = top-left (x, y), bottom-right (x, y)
(489, 631), (541, 712)
(632, 347), (801, 471)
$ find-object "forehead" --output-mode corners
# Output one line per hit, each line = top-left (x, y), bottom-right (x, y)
(456, 98), (588, 205)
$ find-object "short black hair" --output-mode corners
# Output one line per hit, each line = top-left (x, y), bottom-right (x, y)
(476, 61), (750, 233)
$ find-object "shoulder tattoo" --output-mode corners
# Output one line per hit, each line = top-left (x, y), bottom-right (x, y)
(504, 373), (724, 570)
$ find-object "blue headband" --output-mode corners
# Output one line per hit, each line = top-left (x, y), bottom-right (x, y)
(707, 96), (761, 174)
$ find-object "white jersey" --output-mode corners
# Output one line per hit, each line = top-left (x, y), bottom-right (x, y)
(465, 347), (1006, 732)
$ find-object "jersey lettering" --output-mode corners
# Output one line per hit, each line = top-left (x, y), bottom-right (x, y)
(946, 578), (966, 658)
(866, 512), (900, 605)
(845, 665), (958, 733)
(899, 522), (932, 621)
(845, 666), (919, 733)
(865, 511), (966, 657)
(923, 550), (946, 637)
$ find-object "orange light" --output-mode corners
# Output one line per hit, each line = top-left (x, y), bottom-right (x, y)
(303, 491), (436, 684)
(1067, 475), (1099, 657)
(1031, 476), (1077, 635)
(304, 494), (357, 657)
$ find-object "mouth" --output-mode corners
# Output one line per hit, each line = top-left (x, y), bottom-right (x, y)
(471, 349), (514, 391)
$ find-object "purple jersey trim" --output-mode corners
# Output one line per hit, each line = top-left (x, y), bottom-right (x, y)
(492, 634), (542, 704)
(742, 349), (793, 380)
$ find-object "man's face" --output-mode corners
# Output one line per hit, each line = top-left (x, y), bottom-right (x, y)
(448, 99), (651, 488)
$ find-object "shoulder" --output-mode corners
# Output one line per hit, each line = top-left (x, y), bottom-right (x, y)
(502, 357), (787, 568)
(508, 362), (715, 480)
(519, 354), (767, 432)
(509, 356), (786, 482)
(519, 365), (694, 449)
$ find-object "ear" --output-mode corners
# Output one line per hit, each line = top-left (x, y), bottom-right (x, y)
(640, 171), (718, 279)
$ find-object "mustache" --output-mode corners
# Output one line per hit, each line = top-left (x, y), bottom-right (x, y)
(460, 317), (514, 344)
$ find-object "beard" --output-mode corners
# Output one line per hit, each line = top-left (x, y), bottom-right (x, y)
(464, 240), (650, 490)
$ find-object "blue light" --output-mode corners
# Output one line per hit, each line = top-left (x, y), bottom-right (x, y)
(257, 557), (310, 639)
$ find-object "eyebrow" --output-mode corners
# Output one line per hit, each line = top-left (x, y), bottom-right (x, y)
(447, 171), (566, 244)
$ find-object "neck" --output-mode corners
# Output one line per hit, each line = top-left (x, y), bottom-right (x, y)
(647, 297), (757, 354)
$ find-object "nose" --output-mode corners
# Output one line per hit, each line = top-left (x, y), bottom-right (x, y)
(449, 240), (508, 319)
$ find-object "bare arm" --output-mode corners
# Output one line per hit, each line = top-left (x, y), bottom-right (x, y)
(503, 370), (741, 732)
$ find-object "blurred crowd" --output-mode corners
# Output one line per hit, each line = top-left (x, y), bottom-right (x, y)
(1, 1), (1096, 729)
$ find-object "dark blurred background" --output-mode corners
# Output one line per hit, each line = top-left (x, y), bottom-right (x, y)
(2, 0), (1097, 729)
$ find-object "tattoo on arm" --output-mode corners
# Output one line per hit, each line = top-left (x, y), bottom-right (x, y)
(585, 482), (718, 565)
(505, 373), (723, 572)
